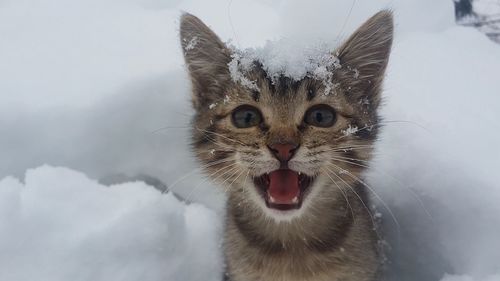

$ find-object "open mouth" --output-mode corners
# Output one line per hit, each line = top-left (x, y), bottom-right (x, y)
(253, 169), (315, 211)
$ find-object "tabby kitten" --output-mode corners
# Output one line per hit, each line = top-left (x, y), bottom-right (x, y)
(180, 10), (393, 281)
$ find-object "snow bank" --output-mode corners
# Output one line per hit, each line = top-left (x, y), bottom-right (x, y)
(0, 166), (222, 281)
(371, 25), (500, 281)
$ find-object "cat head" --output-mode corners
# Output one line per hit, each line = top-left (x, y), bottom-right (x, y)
(180, 11), (393, 221)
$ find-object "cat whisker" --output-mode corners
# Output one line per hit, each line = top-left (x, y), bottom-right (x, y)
(218, 166), (245, 195)
(328, 156), (433, 220)
(333, 124), (377, 142)
(328, 156), (372, 168)
(325, 143), (376, 149)
(150, 125), (191, 134)
(322, 165), (382, 242)
(165, 158), (236, 193)
(318, 144), (376, 154)
(330, 119), (430, 145)
(320, 168), (356, 223)
(183, 162), (240, 202)
(196, 127), (248, 147)
(379, 119), (431, 133)
(307, 145), (377, 158)
(228, 168), (247, 189)
(213, 164), (241, 187)
(239, 160), (256, 188)
(327, 161), (401, 238)
(329, 155), (372, 164)
(201, 133), (236, 150)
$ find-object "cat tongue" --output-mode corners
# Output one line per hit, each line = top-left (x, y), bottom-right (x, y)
(267, 170), (300, 204)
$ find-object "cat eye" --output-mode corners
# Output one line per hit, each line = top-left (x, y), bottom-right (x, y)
(231, 105), (262, 128)
(304, 104), (337, 128)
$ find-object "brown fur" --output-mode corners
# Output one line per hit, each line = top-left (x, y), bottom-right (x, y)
(180, 10), (393, 281)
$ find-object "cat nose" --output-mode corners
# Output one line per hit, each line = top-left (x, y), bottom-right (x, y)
(268, 143), (299, 163)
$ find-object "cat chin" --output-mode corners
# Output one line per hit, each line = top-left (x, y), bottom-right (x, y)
(262, 207), (307, 222)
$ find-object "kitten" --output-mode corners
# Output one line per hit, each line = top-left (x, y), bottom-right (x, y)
(180, 10), (393, 281)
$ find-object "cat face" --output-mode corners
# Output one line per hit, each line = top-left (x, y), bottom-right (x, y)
(180, 11), (393, 220)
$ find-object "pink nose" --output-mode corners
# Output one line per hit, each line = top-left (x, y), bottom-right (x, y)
(268, 143), (298, 162)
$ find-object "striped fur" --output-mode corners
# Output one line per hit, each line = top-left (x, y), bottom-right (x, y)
(180, 10), (394, 281)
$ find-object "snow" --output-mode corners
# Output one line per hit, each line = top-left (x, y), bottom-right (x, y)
(0, 166), (222, 281)
(473, 0), (500, 17)
(184, 36), (199, 51)
(0, 0), (500, 281)
(228, 40), (341, 95)
(371, 25), (500, 281)
(342, 125), (359, 137)
(227, 52), (261, 92)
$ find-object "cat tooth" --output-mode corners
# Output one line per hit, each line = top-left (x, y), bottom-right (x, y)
(298, 172), (302, 176)
(269, 196), (276, 203)
(292, 197), (299, 204)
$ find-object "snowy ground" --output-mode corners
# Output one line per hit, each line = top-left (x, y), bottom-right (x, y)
(1, 0), (500, 280)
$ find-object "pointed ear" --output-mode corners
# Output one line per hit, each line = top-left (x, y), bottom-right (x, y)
(180, 13), (232, 109)
(335, 10), (393, 103)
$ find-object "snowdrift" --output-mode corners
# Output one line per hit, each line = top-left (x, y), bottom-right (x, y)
(0, 166), (222, 281)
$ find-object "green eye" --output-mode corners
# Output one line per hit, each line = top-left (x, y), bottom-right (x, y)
(231, 105), (262, 128)
(304, 104), (337, 128)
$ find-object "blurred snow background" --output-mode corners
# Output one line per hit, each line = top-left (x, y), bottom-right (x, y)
(456, 0), (500, 42)
(0, 0), (499, 280)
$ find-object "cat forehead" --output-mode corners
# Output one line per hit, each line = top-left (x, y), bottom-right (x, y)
(234, 64), (333, 100)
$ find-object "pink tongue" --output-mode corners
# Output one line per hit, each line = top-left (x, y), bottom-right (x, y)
(268, 170), (300, 204)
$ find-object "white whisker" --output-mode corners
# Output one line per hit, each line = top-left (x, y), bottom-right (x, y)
(321, 168), (356, 223)
(328, 162), (401, 237)
(323, 165), (381, 241)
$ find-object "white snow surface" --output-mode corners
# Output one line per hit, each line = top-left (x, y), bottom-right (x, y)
(473, 0), (500, 17)
(230, 40), (340, 81)
(0, 166), (222, 281)
(228, 40), (341, 95)
(1, 0), (499, 281)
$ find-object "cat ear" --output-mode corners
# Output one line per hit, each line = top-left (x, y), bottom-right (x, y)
(335, 10), (393, 102)
(180, 13), (232, 109)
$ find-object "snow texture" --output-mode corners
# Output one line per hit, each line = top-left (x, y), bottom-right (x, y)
(0, 166), (222, 281)
(228, 40), (341, 95)
(473, 0), (500, 16)
(228, 51), (261, 92)
(184, 36), (199, 51)
(0, 0), (499, 281)
(342, 125), (359, 137)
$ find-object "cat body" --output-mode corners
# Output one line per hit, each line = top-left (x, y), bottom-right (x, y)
(179, 11), (393, 281)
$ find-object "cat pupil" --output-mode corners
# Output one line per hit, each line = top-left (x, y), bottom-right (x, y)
(316, 112), (323, 123)
(245, 112), (253, 124)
